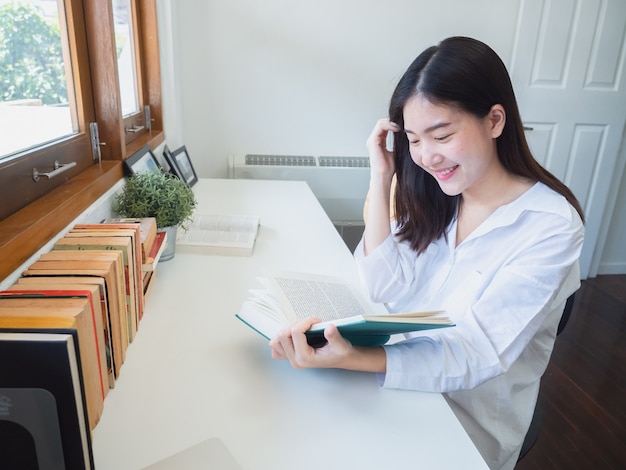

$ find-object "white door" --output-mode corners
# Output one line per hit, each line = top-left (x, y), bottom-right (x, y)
(510, 0), (626, 279)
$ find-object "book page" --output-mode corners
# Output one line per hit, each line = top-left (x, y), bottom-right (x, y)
(176, 214), (260, 257)
(266, 272), (369, 322)
(177, 214), (259, 245)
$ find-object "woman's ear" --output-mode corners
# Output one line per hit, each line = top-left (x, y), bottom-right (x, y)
(488, 104), (506, 138)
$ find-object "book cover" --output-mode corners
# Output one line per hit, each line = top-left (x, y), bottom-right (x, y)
(236, 271), (453, 347)
(54, 235), (141, 336)
(102, 217), (157, 263)
(26, 257), (128, 350)
(176, 214), (260, 257)
(142, 230), (167, 272)
(34, 252), (134, 346)
(36, 252), (127, 339)
(8, 281), (113, 391)
(0, 297), (105, 430)
(22, 264), (127, 377)
(142, 270), (156, 299)
(72, 224), (145, 316)
(0, 330), (94, 469)
(15, 276), (114, 389)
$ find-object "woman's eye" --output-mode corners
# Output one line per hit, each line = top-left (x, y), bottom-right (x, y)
(435, 134), (451, 142)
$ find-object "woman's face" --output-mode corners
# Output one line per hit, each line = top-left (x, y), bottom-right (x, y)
(403, 94), (505, 198)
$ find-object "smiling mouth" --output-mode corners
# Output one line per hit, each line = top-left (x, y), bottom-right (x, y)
(434, 165), (459, 178)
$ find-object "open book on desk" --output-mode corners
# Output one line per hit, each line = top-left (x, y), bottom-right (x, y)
(236, 271), (454, 347)
(176, 214), (260, 256)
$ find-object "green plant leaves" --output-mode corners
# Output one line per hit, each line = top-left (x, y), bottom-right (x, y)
(112, 171), (197, 229)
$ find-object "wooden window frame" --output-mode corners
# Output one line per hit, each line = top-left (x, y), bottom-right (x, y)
(0, 0), (97, 220)
(0, 0), (164, 282)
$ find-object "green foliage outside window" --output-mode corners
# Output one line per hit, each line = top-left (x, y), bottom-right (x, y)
(0, 3), (67, 105)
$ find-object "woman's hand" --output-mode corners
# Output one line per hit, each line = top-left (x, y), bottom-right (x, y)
(366, 118), (400, 180)
(269, 318), (387, 373)
(362, 119), (400, 255)
(269, 318), (353, 369)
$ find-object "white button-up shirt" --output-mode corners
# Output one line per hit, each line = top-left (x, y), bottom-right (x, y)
(354, 182), (584, 469)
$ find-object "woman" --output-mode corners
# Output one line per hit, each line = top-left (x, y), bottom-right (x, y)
(270, 36), (584, 469)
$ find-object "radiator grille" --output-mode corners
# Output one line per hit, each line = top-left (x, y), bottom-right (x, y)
(244, 154), (370, 168)
(318, 156), (370, 168)
(245, 154), (316, 166)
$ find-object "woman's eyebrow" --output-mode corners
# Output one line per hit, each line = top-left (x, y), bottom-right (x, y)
(404, 122), (452, 134)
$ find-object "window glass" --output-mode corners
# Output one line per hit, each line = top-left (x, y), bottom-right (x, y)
(0, 0), (76, 160)
(113, 0), (139, 117)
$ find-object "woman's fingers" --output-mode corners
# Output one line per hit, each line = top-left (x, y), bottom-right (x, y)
(269, 318), (321, 367)
(367, 119), (400, 176)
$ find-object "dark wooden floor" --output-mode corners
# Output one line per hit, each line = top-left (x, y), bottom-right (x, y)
(516, 274), (626, 469)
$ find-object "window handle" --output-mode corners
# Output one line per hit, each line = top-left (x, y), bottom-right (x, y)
(32, 161), (77, 182)
(125, 124), (145, 134)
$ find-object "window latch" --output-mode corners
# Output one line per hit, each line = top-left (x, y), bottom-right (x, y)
(90, 122), (105, 162)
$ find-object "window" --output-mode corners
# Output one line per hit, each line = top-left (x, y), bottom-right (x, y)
(113, 0), (152, 147)
(114, 0), (140, 117)
(0, 0), (96, 219)
(0, 0), (75, 159)
(0, 0), (164, 281)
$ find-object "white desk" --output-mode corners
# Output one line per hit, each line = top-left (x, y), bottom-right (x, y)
(92, 178), (488, 469)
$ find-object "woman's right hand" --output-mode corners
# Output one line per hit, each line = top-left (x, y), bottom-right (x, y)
(362, 119), (400, 255)
(366, 118), (400, 180)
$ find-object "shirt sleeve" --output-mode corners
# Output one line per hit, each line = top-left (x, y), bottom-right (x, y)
(373, 208), (584, 392)
(354, 229), (443, 304)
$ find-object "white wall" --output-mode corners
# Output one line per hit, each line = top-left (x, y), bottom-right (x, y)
(157, 0), (626, 275)
(159, 0), (520, 176)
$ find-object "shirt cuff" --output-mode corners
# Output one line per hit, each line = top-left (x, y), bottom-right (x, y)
(379, 343), (403, 389)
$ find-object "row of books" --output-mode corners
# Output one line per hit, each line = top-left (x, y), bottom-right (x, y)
(0, 217), (167, 469)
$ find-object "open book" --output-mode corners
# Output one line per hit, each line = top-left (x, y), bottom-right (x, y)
(236, 271), (453, 347)
(176, 214), (260, 256)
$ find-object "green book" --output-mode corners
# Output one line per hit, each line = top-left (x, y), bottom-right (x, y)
(236, 271), (454, 347)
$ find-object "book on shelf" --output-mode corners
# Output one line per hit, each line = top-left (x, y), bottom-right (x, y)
(102, 217), (157, 263)
(142, 230), (167, 272)
(142, 270), (156, 298)
(176, 214), (260, 256)
(236, 271), (454, 347)
(55, 232), (142, 329)
(0, 328), (95, 469)
(32, 252), (130, 351)
(23, 260), (128, 378)
(0, 294), (106, 430)
(72, 224), (145, 315)
(10, 278), (115, 390)
(53, 229), (143, 324)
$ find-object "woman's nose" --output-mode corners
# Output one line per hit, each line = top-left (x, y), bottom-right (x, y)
(416, 142), (443, 168)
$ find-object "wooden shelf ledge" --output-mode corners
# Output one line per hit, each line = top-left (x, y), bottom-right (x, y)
(0, 161), (123, 282)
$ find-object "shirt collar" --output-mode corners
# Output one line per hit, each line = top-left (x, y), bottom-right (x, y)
(450, 182), (574, 246)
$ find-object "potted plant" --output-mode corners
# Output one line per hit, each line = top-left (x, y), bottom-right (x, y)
(112, 170), (197, 261)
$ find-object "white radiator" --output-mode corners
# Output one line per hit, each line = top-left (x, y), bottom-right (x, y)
(228, 154), (370, 251)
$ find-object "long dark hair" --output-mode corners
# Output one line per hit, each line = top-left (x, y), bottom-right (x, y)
(389, 36), (584, 254)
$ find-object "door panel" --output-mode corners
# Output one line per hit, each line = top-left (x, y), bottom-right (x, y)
(511, 0), (626, 278)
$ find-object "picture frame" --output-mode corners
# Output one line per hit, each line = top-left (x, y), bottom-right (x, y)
(160, 145), (174, 174)
(171, 145), (198, 187)
(124, 144), (160, 175)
